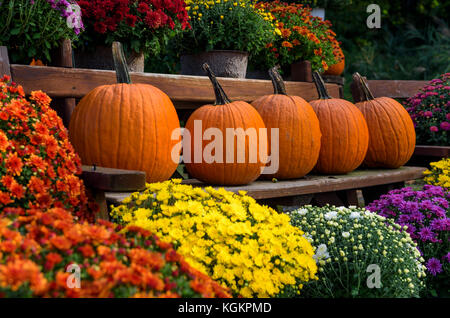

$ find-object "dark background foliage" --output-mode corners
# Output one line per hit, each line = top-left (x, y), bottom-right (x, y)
(147, 0), (450, 99)
(285, 0), (450, 98)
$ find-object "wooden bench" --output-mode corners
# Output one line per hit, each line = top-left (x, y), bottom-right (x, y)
(0, 43), (428, 217)
(106, 166), (426, 210)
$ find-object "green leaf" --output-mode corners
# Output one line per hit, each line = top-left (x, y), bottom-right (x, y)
(10, 28), (21, 35)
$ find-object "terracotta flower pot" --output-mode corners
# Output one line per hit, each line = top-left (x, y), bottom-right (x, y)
(74, 45), (144, 72)
(180, 50), (248, 78)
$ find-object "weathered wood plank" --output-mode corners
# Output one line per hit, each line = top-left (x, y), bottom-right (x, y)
(81, 165), (146, 192)
(105, 166), (426, 205)
(351, 79), (426, 101)
(51, 39), (76, 127)
(290, 60), (313, 82)
(0, 46), (11, 78)
(413, 145), (450, 158)
(322, 75), (344, 86)
(10, 64), (340, 102)
(51, 39), (73, 68)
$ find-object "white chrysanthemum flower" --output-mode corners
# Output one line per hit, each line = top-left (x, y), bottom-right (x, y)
(313, 243), (330, 262)
(296, 208), (308, 215)
(324, 211), (338, 220)
(316, 244), (328, 254)
(349, 211), (361, 219)
(342, 231), (350, 238)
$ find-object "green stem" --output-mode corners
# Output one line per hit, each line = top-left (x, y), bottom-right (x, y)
(353, 72), (375, 101)
(312, 71), (331, 100)
(202, 63), (231, 105)
(112, 42), (132, 84)
(268, 65), (287, 95)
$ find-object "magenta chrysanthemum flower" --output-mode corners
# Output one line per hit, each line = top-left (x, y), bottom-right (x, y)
(367, 185), (449, 286)
(426, 258), (443, 276)
(418, 226), (435, 242)
(403, 73), (450, 146)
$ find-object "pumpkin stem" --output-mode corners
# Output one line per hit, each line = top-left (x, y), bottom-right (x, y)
(353, 72), (375, 101)
(112, 42), (132, 84)
(312, 71), (331, 99)
(268, 66), (287, 95)
(202, 63), (231, 105)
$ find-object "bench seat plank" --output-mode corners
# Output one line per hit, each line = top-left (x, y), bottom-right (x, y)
(81, 165), (146, 192)
(105, 166), (426, 205)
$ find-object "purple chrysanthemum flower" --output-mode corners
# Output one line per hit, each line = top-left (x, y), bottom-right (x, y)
(420, 200), (434, 211)
(444, 252), (450, 263)
(426, 258), (443, 276)
(398, 214), (411, 224)
(418, 226), (435, 242)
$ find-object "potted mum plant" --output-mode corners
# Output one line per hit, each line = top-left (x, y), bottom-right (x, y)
(0, 0), (81, 65)
(404, 73), (450, 165)
(367, 184), (449, 297)
(175, 0), (275, 78)
(252, 1), (337, 78)
(75, 0), (190, 72)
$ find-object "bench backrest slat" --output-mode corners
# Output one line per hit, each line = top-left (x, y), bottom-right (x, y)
(10, 64), (341, 103)
(351, 79), (427, 102)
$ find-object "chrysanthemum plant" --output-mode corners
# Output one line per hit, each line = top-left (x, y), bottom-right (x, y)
(367, 185), (449, 297)
(424, 158), (450, 189)
(0, 0), (81, 64)
(0, 207), (231, 298)
(403, 73), (450, 146)
(76, 0), (190, 57)
(0, 75), (96, 221)
(289, 205), (426, 298)
(253, 0), (337, 72)
(174, 0), (276, 59)
(111, 179), (318, 298)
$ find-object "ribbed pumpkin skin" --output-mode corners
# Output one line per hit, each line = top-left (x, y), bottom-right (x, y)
(69, 83), (180, 182)
(309, 99), (369, 174)
(251, 94), (322, 179)
(356, 97), (416, 168)
(184, 101), (267, 185)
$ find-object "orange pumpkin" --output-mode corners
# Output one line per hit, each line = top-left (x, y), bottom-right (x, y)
(251, 66), (321, 179)
(353, 73), (416, 168)
(324, 46), (345, 76)
(183, 64), (267, 185)
(310, 71), (369, 174)
(69, 42), (180, 182)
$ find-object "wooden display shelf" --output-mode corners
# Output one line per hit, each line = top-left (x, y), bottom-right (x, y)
(105, 166), (426, 210)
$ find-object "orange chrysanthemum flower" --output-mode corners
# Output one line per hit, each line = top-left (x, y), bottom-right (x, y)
(0, 77), (97, 221)
(282, 41), (293, 48)
(5, 153), (23, 176)
(30, 90), (52, 107)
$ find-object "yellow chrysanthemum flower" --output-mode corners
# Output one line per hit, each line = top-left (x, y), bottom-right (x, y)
(111, 180), (317, 297)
